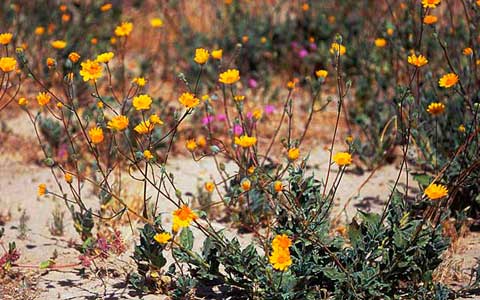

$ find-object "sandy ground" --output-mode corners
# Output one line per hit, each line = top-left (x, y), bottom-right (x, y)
(1, 113), (479, 299)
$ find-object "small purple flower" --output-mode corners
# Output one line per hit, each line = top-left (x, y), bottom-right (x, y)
(248, 78), (258, 89)
(202, 115), (214, 125)
(299, 49), (308, 58)
(246, 111), (253, 119)
(291, 41), (299, 49)
(217, 114), (226, 122)
(264, 104), (275, 115)
(233, 124), (243, 136)
(309, 43), (317, 51)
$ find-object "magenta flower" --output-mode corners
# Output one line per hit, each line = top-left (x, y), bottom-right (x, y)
(202, 115), (214, 125)
(233, 124), (243, 136)
(299, 49), (308, 58)
(265, 104), (275, 115)
(248, 78), (258, 89)
(217, 114), (227, 122)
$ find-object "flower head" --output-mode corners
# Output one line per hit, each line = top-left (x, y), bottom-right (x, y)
(178, 92), (200, 109)
(0, 57), (17, 73)
(65, 173), (73, 183)
(89, 127), (104, 144)
(269, 248), (292, 271)
(143, 150), (153, 160)
(423, 15), (438, 24)
(80, 59), (103, 82)
(18, 97), (28, 106)
(234, 135), (257, 148)
(115, 22), (133, 37)
(96, 52), (114, 63)
(330, 42), (346, 56)
(51, 40), (67, 49)
(186, 139), (197, 151)
(107, 115), (129, 131)
(463, 47), (473, 56)
(204, 182), (215, 193)
(35, 27), (45, 35)
(219, 69), (240, 84)
(438, 73), (458, 88)
(287, 148), (300, 161)
(274, 181), (283, 192)
(424, 183), (448, 200)
(68, 52), (81, 63)
(241, 178), (251, 191)
(315, 69), (328, 78)
(134, 120), (154, 134)
(194, 48), (209, 65)
(154, 232), (171, 244)
(212, 49), (223, 60)
(0, 33), (13, 45)
(36, 92), (51, 106)
(408, 54), (428, 68)
(375, 38), (387, 48)
(272, 234), (292, 250)
(38, 183), (47, 196)
(150, 18), (164, 28)
(333, 152), (352, 166)
(132, 94), (152, 110)
(100, 3), (112, 12)
(149, 114), (164, 125)
(172, 205), (198, 228)
(426, 102), (445, 116)
(422, 0), (441, 8)
(132, 77), (147, 87)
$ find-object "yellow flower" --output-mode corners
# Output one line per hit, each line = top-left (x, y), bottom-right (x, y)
(36, 92), (51, 106)
(56, 102), (63, 109)
(387, 28), (394, 36)
(172, 205), (198, 228)
(424, 183), (448, 200)
(260, 36), (267, 44)
(97, 101), (104, 109)
(96, 52), (114, 63)
(242, 35), (249, 43)
(272, 234), (292, 250)
(212, 49), (223, 60)
(287, 81), (296, 89)
(438, 73), (459, 88)
(252, 108), (263, 120)
(89, 127), (104, 144)
(178, 92), (200, 109)
(287, 148), (300, 161)
(247, 166), (255, 175)
(302, 3), (310, 11)
(330, 42), (346, 56)
(197, 135), (207, 147)
(269, 248), (292, 271)
(204, 182), (215, 193)
(234, 95), (245, 102)
(458, 124), (466, 132)
(68, 52), (81, 63)
(38, 183), (47, 196)
(18, 97), (28, 106)
(150, 18), (164, 28)
(426, 102), (445, 116)
(51, 40), (67, 49)
(107, 115), (129, 131)
(100, 3), (112, 12)
(35, 27), (45, 36)
(234, 135), (257, 148)
(374, 38), (387, 48)
(423, 15), (438, 24)
(143, 150), (153, 160)
(274, 181), (283, 193)
(407, 54), (428, 68)
(115, 22), (133, 37)
(154, 232), (171, 244)
(134, 120), (154, 134)
(149, 114), (164, 125)
(0, 33), (13, 45)
(132, 94), (152, 110)
(315, 69), (328, 78)
(463, 47), (473, 56)
(80, 59), (103, 82)
(65, 173), (73, 183)
(194, 48), (209, 65)
(333, 152), (352, 166)
(46, 57), (56, 68)
(422, 0), (441, 8)
(186, 139), (197, 151)
(219, 69), (240, 85)
(132, 77), (147, 87)
(241, 178), (251, 191)
(0, 57), (17, 73)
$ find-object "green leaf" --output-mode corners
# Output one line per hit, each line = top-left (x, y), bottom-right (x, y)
(39, 259), (54, 269)
(180, 227), (194, 251)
